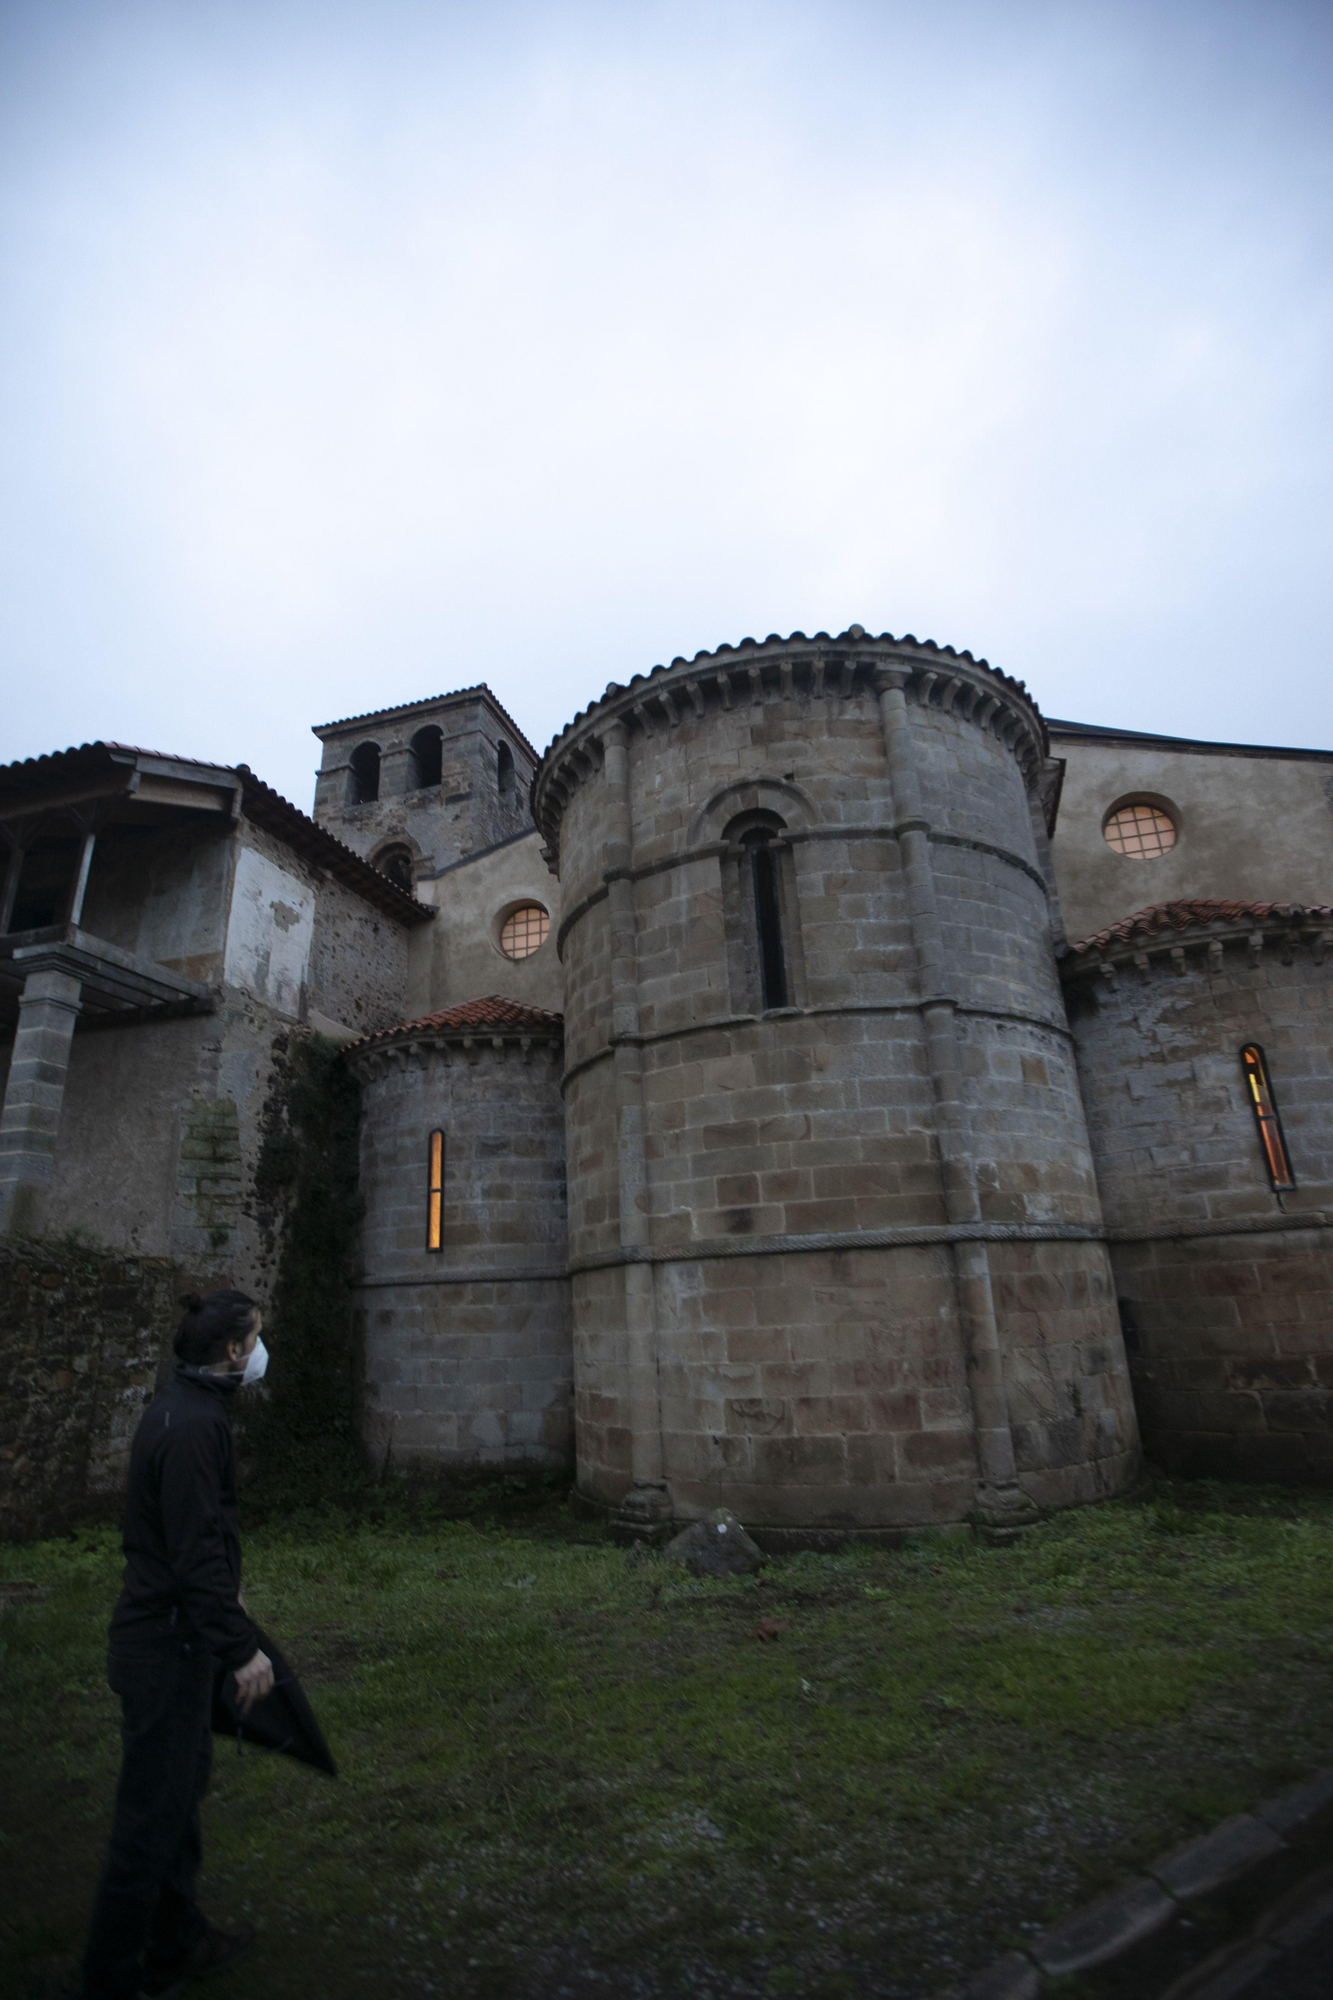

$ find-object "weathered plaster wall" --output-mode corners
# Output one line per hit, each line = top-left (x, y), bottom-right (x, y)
(407, 829), (562, 1017)
(80, 816), (235, 983)
(1, 811), (412, 1297)
(235, 817), (410, 1036)
(0, 1238), (178, 1540)
(1050, 734), (1333, 946)
(352, 1029), (572, 1472)
(1064, 913), (1333, 1481)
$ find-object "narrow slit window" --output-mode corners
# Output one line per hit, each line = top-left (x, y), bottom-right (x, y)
(427, 1130), (444, 1250)
(1240, 1045), (1295, 1191)
(750, 838), (788, 1010)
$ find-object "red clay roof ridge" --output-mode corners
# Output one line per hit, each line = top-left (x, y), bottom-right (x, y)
(1067, 900), (1333, 957)
(345, 994), (564, 1053)
(311, 684), (539, 764)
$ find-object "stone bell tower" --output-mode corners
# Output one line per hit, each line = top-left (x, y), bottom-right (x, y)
(311, 686), (538, 890)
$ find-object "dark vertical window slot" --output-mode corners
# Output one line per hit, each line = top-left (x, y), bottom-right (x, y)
(751, 841), (787, 1010)
(497, 741), (515, 798)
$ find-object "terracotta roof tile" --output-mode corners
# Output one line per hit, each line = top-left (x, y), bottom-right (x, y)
(1067, 900), (1333, 957)
(312, 683), (539, 763)
(347, 994), (563, 1052)
(535, 625), (1041, 762)
(0, 739), (434, 927)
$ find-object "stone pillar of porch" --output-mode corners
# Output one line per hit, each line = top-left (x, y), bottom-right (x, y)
(0, 967), (83, 1237)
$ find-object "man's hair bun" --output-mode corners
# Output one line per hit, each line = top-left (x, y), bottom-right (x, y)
(174, 1289), (261, 1366)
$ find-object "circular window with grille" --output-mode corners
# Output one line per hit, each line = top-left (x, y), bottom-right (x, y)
(1103, 801), (1177, 860)
(498, 902), (550, 960)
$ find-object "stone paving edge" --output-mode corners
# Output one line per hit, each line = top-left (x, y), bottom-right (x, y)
(939, 1766), (1333, 1999)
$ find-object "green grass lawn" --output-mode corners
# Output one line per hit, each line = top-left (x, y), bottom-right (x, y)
(5, 1477), (1333, 2000)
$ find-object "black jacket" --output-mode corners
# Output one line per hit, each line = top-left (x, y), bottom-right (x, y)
(109, 1363), (260, 1671)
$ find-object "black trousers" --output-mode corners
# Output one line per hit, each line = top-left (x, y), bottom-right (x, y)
(81, 1637), (213, 2000)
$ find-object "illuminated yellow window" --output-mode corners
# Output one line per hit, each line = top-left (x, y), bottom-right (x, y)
(427, 1130), (444, 1251)
(1240, 1045), (1295, 1191)
(499, 903), (549, 960)
(1104, 802), (1177, 858)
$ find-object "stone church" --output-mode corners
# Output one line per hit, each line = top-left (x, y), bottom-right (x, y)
(2, 627), (1331, 1538)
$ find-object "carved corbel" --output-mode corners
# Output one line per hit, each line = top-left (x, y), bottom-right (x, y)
(1247, 931), (1264, 968)
(1208, 940), (1223, 972)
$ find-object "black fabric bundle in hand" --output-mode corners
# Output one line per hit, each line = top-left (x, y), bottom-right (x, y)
(211, 1626), (337, 1776)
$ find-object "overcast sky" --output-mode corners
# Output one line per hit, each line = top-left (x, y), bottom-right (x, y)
(1, 0), (1330, 808)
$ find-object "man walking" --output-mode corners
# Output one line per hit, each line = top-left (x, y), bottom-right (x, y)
(81, 1289), (275, 2000)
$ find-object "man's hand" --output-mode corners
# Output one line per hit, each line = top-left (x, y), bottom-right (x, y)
(234, 1648), (273, 1713)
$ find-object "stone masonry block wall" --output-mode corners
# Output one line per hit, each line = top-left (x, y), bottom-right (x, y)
(1064, 912), (1333, 1482)
(652, 1244), (977, 1528)
(539, 634), (1138, 1529)
(353, 1029), (572, 1472)
(0, 1238), (178, 1540)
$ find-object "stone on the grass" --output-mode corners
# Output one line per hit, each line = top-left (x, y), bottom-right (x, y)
(664, 1508), (767, 1578)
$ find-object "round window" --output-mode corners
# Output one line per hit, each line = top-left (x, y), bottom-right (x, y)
(1103, 802), (1177, 859)
(498, 903), (550, 960)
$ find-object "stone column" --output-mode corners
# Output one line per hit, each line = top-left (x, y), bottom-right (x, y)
(874, 667), (1035, 1533)
(0, 966), (84, 1237)
(380, 743), (417, 797)
(601, 719), (671, 1534)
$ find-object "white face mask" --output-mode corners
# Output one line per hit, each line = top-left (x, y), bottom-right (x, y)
(239, 1336), (269, 1387)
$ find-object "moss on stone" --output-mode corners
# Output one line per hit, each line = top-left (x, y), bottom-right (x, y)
(245, 1033), (366, 1509)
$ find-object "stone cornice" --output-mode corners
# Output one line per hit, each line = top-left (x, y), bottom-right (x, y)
(531, 629), (1048, 869)
(1060, 905), (1333, 986)
(347, 1025), (562, 1079)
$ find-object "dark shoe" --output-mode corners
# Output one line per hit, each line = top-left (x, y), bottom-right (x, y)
(141, 1924), (255, 1994)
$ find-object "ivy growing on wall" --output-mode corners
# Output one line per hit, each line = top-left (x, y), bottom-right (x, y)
(245, 1033), (365, 1509)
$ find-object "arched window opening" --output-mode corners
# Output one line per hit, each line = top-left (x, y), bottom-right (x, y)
(348, 742), (381, 805)
(1241, 1044), (1295, 1191)
(410, 725), (443, 791)
(497, 740), (515, 798)
(375, 845), (414, 894)
(743, 829), (788, 1011)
